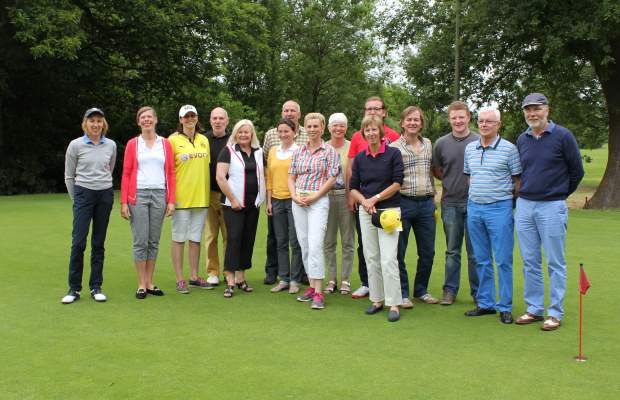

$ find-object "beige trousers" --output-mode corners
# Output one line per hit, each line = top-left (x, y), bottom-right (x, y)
(204, 191), (227, 276)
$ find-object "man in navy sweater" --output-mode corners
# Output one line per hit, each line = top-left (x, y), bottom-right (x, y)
(514, 93), (584, 331)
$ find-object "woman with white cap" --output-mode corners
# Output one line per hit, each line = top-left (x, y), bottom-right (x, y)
(62, 107), (116, 304)
(323, 113), (355, 295)
(349, 115), (404, 322)
(168, 105), (212, 294)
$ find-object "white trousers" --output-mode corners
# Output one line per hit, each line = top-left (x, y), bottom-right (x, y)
(292, 196), (329, 279)
(359, 208), (402, 307)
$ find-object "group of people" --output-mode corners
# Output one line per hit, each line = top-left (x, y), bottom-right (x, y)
(62, 93), (584, 328)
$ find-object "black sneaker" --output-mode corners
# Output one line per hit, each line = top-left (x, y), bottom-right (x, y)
(263, 275), (277, 285)
(61, 290), (80, 304)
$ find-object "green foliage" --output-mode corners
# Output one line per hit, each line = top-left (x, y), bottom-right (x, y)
(281, 0), (381, 133)
(1, 0), (391, 193)
(383, 0), (611, 147)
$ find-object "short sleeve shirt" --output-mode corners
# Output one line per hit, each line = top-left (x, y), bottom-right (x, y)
(168, 132), (210, 208)
(464, 135), (522, 204)
(432, 132), (479, 206)
(348, 125), (400, 158)
(289, 141), (339, 192)
(218, 144), (259, 206)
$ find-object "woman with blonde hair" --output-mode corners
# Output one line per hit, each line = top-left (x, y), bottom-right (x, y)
(216, 119), (265, 298)
(121, 106), (176, 299)
(62, 107), (116, 304)
(288, 112), (339, 310)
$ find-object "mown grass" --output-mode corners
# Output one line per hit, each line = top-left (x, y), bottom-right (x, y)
(0, 189), (618, 399)
(569, 145), (608, 208)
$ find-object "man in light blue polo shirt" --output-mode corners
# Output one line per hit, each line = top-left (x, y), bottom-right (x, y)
(463, 107), (521, 324)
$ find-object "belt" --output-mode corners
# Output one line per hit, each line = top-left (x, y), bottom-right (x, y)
(402, 194), (434, 201)
(329, 188), (346, 195)
(297, 190), (318, 196)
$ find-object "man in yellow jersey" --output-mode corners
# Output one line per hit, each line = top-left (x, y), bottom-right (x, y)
(204, 107), (231, 285)
(169, 105), (212, 293)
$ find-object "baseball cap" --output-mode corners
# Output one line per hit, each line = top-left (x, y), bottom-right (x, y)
(522, 93), (548, 108)
(179, 104), (198, 118)
(84, 107), (104, 118)
(371, 209), (403, 233)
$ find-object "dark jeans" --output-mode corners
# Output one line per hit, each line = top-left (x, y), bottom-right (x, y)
(68, 186), (114, 291)
(397, 196), (436, 298)
(355, 211), (368, 287)
(264, 215), (279, 278)
(223, 205), (260, 271)
(272, 198), (303, 283)
(441, 204), (478, 297)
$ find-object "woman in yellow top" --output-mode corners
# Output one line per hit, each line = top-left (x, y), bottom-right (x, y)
(266, 118), (303, 294)
(168, 105), (212, 294)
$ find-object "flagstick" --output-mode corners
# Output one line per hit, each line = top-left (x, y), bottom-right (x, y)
(575, 263), (587, 362)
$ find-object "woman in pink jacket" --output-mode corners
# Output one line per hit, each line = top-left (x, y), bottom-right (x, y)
(121, 106), (176, 299)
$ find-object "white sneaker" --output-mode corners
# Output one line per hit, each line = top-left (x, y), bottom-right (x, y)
(61, 290), (80, 304)
(288, 282), (300, 294)
(206, 275), (220, 285)
(351, 285), (369, 299)
(270, 281), (289, 293)
(401, 298), (414, 309)
(90, 289), (107, 302)
(415, 293), (439, 304)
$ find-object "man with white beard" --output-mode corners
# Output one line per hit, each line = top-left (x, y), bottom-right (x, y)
(514, 93), (584, 331)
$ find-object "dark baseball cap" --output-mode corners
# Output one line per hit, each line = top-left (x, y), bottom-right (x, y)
(522, 93), (548, 108)
(84, 107), (105, 118)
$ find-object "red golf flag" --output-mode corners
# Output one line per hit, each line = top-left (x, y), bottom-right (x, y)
(579, 264), (591, 295)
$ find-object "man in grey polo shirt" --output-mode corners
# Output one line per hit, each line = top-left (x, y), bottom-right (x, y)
(432, 101), (479, 306)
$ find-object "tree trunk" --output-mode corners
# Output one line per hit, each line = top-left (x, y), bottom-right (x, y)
(587, 48), (620, 209)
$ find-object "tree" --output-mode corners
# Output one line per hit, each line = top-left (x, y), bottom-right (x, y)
(281, 0), (382, 131)
(1, 0), (271, 193)
(385, 0), (619, 208)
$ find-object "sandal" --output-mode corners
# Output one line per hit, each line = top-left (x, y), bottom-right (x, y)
(223, 285), (234, 298)
(339, 281), (351, 295)
(323, 281), (337, 294)
(236, 281), (253, 292)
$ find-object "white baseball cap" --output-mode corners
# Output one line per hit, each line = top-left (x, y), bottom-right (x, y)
(179, 105), (198, 118)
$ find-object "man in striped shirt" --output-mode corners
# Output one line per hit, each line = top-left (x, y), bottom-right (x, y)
(390, 106), (437, 308)
(463, 107), (521, 324)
